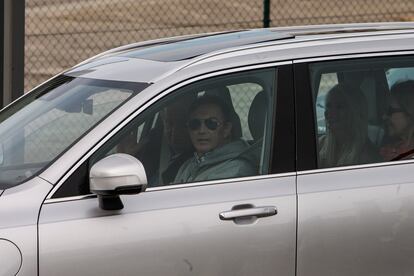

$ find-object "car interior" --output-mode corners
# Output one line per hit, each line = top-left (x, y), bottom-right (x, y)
(116, 76), (272, 187)
(311, 56), (414, 167)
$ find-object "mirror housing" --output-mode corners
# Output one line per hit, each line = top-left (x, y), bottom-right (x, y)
(90, 153), (147, 210)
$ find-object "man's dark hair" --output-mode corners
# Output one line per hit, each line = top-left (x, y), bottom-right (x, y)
(188, 95), (232, 122)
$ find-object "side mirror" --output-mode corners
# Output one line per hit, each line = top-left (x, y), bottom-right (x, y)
(89, 153), (147, 210)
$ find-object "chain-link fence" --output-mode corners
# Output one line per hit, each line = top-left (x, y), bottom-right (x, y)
(25, 0), (414, 91)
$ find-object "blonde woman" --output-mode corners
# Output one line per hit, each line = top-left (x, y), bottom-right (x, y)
(319, 83), (379, 168)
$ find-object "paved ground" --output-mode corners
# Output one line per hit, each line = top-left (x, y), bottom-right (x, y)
(24, 0), (414, 90)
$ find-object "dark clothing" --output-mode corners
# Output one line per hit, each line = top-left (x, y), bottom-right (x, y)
(380, 140), (414, 161)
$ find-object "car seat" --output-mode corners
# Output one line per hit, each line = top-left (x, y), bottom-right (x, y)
(248, 91), (267, 142)
(240, 91), (267, 173)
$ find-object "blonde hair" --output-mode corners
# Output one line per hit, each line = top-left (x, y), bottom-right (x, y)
(319, 83), (369, 167)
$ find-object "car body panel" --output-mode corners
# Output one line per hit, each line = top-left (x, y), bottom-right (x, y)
(193, 34), (414, 70)
(297, 154), (414, 276)
(39, 175), (296, 276)
(0, 239), (22, 276)
(0, 177), (52, 276)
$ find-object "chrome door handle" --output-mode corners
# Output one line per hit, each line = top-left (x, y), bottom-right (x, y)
(219, 206), (277, 220)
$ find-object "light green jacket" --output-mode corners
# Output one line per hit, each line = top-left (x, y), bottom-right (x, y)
(173, 139), (255, 184)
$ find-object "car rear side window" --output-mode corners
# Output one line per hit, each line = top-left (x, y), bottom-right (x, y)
(310, 55), (414, 169)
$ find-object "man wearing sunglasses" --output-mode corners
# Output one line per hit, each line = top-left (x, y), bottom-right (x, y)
(173, 95), (255, 184)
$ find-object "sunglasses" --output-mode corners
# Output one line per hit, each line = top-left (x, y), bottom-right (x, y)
(187, 118), (222, 131)
(386, 106), (405, 116)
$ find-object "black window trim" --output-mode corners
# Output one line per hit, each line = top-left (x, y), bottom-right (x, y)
(270, 64), (296, 174)
(294, 62), (318, 171)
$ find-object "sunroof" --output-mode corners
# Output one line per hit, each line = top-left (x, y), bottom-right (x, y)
(120, 29), (293, 62)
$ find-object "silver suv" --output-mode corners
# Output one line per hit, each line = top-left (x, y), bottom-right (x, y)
(2, 22), (414, 276)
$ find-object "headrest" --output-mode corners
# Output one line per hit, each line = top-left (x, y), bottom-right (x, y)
(248, 91), (267, 141)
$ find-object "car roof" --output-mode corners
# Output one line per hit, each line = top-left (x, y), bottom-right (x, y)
(117, 29), (293, 62)
(106, 22), (414, 59)
(66, 22), (414, 83)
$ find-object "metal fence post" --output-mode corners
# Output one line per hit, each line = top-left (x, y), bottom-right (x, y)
(3, 0), (25, 107)
(263, 0), (271, 28)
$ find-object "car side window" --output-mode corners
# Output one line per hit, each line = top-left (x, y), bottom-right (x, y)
(53, 68), (276, 197)
(310, 55), (414, 169)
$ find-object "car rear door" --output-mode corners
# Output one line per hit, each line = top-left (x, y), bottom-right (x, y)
(295, 54), (414, 276)
(38, 64), (297, 276)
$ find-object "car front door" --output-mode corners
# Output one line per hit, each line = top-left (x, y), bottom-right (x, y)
(38, 64), (297, 276)
(296, 54), (414, 276)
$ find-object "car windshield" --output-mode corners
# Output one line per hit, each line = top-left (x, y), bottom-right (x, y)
(0, 76), (149, 189)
